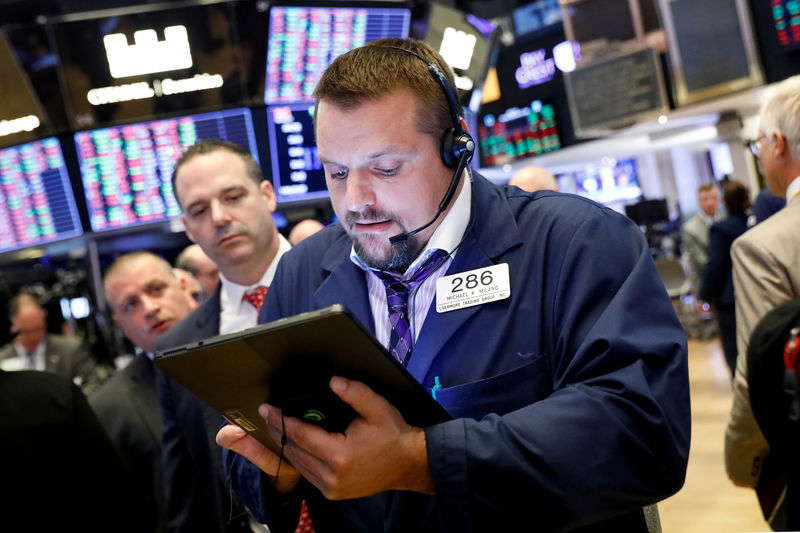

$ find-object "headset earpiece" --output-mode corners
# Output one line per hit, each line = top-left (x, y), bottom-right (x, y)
(441, 128), (475, 169)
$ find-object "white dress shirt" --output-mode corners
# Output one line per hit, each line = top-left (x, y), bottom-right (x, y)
(351, 170), (473, 348)
(786, 175), (800, 202)
(2, 340), (46, 371)
(219, 234), (291, 335)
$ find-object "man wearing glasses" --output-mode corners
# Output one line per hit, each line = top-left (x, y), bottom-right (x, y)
(726, 74), (800, 528)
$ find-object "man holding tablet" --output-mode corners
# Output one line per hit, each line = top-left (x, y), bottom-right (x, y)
(218, 39), (690, 532)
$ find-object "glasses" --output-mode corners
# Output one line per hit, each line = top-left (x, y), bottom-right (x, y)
(747, 133), (766, 156)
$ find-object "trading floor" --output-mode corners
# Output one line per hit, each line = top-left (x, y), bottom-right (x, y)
(659, 338), (770, 533)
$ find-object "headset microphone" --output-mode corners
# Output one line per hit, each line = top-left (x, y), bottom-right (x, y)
(377, 46), (476, 245)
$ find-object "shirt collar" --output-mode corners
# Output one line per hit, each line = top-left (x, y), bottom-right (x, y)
(786, 176), (800, 203)
(14, 339), (44, 358)
(349, 169), (473, 276)
(219, 233), (291, 306)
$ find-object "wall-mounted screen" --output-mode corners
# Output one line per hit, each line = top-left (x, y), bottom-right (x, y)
(266, 103), (328, 205)
(657, 0), (763, 105)
(0, 138), (83, 253)
(74, 107), (258, 232)
(265, 3), (411, 105)
(477, 100), (561, 168)
(0, 31), (51, 148)
(771, 0), (800, 50)
(53, 3), (246, 129)
(558, 158), (642, 205)
(423, 4), (498, 110)
(560, 0), (639, 45)
(513, 0), (562, 38)
(5, 23), (69, 134)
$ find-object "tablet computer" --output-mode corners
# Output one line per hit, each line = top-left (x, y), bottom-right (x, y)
(155, 304), (452, 455)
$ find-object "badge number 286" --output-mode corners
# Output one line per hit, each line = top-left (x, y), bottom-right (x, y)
(436, 263), (510, 313)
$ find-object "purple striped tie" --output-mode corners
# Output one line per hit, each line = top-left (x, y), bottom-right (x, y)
(374, 249), (449, 366)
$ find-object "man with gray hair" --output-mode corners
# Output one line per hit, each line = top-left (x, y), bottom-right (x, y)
(725, 74), (800, 527)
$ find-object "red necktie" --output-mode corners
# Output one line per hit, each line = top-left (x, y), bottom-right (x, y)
(295, 500), (314, 533)
(242, 286), (268, 313)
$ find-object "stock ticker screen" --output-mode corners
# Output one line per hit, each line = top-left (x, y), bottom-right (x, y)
(265, 4), (411, 104)
(772, 0), (800, 49)
(266, 103), (328, 204)
(478, 101), (561, 168)
(74, 107), (258, 232)
(0, 138), (83, 253)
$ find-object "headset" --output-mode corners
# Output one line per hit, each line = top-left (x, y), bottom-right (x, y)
(370, 46), (475, 245)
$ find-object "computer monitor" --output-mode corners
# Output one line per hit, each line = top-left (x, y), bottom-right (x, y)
(0, 30), (51, 148)
(625, 198), (669, 226)
(477, 100), (562, 168)
(512, 0), (563, 38)
(569, 158), (642, 205)
(265, 2), (412, 105)
(771, 0), (800, 51)
(74, 107), (258, 232)
(423, 4), (498, 111)
(0, 137), (83, 253)
(265, 103), (328, 206)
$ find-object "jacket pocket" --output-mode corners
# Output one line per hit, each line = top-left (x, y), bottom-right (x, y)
(433, 354), (552, 419)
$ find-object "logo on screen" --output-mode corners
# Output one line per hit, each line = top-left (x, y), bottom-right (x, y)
(439, 27), (477, 71)
(103, 25), (193, 78)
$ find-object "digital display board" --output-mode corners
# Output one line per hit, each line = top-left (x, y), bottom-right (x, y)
(265, 4), (411, 104)
(0, 138), (82, 253)
(52, 3), (246, 129)
(478, 100), (561, 168)
(0, 31), (51, 148)
(74, 107), (258, 232)
(558, 158), (642, 206)
(512, 0), (562, 37)
(772, 0), (800, 49)
(266, 103), (328, 205)
(423, 4), (498, 110)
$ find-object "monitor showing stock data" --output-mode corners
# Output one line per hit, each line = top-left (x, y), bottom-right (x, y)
(478, 100), (562, 168)
(265, 4), (411, 104)
(266, 103), (328, 205)
(0, 138), (83, 253)
(74, 107), (258, 232)
(772, 0), (800, 50)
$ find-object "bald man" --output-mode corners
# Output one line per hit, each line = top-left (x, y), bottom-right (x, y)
(90, 251), (198, 533)
(509, 165), (559, 192)
(288, 218), (325, 246)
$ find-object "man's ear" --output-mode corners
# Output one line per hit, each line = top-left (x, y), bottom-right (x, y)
(260, 180), (278, 213)
(773, 130), (788, 159)
(459, 116), (470, 133)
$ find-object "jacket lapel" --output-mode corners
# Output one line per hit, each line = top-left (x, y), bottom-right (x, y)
(127, 355), (163, 445)
(195, 286), (222, 337)
(407, 174), (524, 382)
(313, 231), (375, 333)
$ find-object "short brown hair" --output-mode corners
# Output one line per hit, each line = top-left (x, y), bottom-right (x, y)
(312, 38), (460, 145)
(697, 183), (717, 194)
(171, 139), (263, 206)
(722, 181), (751, 216)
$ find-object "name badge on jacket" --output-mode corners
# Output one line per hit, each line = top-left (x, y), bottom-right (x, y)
(436, 263), (510, 313)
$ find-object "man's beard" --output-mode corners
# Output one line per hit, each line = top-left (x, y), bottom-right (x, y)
(353, 235), (424, 273)
(345, 208), (425, 273)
